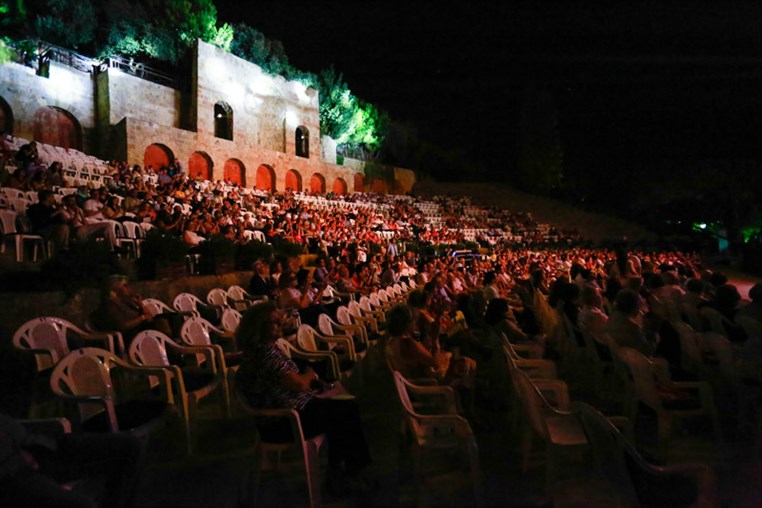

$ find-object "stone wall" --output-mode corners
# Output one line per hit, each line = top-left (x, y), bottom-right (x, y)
(0, 40), (416, 194)
(0, 61), (95, 149)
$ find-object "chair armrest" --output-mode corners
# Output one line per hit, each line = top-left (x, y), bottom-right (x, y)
(19, 417), (72, 436)
(291, 347), (341, 380)
(413, 414), (475, 438)
(515, 359), (558, 378)
(512, 343), (543, 359)
(80, 332), (118, 355)
(533, 378), (571, 410)
(315, 334), (356, 361)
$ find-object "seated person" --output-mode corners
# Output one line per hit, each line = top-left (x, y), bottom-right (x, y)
(0, 411), (144, 508)
(25, 189), (69, 255)
(89, 275), (174, 345)
(604, 289), (655, 355)
(249, 259), (277, 301)
(277, 271), (328, 328)
(235, 303), (372, 496)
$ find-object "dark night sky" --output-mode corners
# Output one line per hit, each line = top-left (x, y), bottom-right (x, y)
(217, 1), (762, 174)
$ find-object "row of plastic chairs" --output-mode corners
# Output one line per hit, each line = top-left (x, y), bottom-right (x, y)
(13, 310), (244, 456)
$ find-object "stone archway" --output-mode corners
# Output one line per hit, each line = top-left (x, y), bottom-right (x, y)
(0, 96), (13, 135)
(33, 107), (82, 150)
(309, 172), (325, 194)
(189, 151), (213, 181)
(255, 164), (275, 191)
(224, 159), (246, 186)
(353, 173), (365, 193)
(332, 178), (347, 195)
(143, 143), (174, 172)
(285, 169), (302, 192)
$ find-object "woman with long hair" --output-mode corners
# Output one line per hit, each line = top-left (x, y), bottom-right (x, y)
(235, 303), (373, 496)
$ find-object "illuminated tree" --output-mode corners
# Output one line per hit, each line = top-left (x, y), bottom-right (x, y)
(230, 23), (290, 76)
(34, 0), (97, 49)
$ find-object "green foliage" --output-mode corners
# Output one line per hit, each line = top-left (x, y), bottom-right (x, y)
(212, 22), (234, 51)
(1, 0), (28, 31)
(230, 23), (290, 75)
(100, 18), (179, 62)
(35, 0), (96, 49)
(0, 39), (15, 64)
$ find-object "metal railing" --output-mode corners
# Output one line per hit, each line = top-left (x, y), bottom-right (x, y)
(106, 54), (177, 88)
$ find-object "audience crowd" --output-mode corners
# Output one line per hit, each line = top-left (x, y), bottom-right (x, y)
(2, 138), (761, 507)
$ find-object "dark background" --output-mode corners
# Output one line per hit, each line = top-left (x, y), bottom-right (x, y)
(216, 1), (762, 171)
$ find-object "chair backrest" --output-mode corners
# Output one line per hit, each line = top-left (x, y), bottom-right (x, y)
(13, 318), (71, 372)
(227, 285), (249, 302)
(50, 348), (119, 426)
(735, 315), (762, 341)
(142, 298), (174, 318)
(572, 401), (638, 505)
(130, 330), (173, 367)
(296, 325), (319, 352)
(348, 300), (364, 319)
(392, 371), (417, 419)
(180, 316), (215, 347)
(0, 209), (19, 234)
(220, 308), (242, 333)
(699, 306), (732, 337)
(317, 313), (335, 337)
(616, 347), (661, 409)
(206, 288), (230, 308)
(336, 306), (353, 326)
(173, 293), (203, 315)
(670, 320), (704, 371)
(122, 221), (144, 240)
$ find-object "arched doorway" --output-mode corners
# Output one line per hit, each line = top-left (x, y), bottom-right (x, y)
(214, 102), (233, 140)
(0, 96), (13, 135)
(353, 173), (365, 193)
(295, 126), (309, 158)
(371, 179), (389, 194)
(332, 178), (347, 195)
(285, 169), (302, 192)
(143, 143), (174, 172)
(309, 172), (325, 194)
(255, 164), (275, 191)
(189, 151), (213, 181)
(33, 107), (82, 150)
(224, 159), (246, 186)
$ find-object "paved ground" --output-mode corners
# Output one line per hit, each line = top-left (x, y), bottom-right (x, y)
(128, 339), (761, 508)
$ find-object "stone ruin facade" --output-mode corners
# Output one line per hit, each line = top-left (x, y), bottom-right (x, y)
(0, 40), (415, 194)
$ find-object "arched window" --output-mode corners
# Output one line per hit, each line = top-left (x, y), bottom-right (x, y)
(214, 102), (233, 140)
(309, 172), (325, 194)
(295, 126), (309, 158)
(144, 144), (174, 173)
(0, 96), (13, 136)
(224, 159), (246, 187)
(33, 107), (82, 150)
(332, 178), (347, 195)
(255, 165), (275, 192)
(189, 151), (213, 181)
(285, 169), (302, 192)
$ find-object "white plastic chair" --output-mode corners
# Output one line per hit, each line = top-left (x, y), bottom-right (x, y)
(50, 347), (177, 438)
(220, 308), (243, 334)
(206, 287), (231, 310)
(0, 209), (47, 262)
(235, 386), (326, 508)
(393, 371), (482, 506)
(130, 330), (229, 454)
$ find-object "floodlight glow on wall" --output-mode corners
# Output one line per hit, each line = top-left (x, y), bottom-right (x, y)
(204, 57), (227, 80)
(225, 81), (245, 105)
(44, 65), (85, 102)
(250, 75), (273, 96)
(285, 109), (299, 129)
(292, 81), (311, 105)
